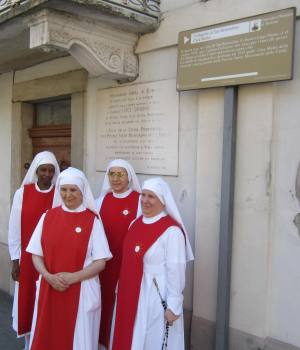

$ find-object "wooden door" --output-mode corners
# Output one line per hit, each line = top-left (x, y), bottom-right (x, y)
(29, 124), (71, 171)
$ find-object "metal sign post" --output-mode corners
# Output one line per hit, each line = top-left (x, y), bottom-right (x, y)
(214, 86), (238, 350)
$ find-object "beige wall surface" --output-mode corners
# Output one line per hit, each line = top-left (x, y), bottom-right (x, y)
(0, 72), (13, 245)
(138, 0), (300, 54)
(190, 12), (300, 350)
(194, 88), (224, 322)
(0, 72), (14, 294)
(268, 21), (300, 347)
(230, 84), (274, 338)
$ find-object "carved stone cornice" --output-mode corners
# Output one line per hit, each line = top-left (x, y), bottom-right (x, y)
(27, 9), (138, 80)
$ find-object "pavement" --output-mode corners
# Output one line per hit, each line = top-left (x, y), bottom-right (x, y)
(0, 290), (24, 350)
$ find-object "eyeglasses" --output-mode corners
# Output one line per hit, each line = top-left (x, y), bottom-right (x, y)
(108, 171), (127, 179)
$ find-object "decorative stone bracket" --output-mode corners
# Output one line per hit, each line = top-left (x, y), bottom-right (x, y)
(27, 9), (139, 80)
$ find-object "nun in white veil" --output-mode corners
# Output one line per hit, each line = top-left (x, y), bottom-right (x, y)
(95, 159), (141, 210)
(8, 151), (60, 350)
(96, 159), (141, 350)
(110, 177), (193, 350)
(26, 167), (112, 350)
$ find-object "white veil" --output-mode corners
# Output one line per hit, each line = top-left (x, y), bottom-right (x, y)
(21, 151), (60, 187)
(96, 159), (141, 210)
(139, 177), (194, 261)
(53, 167), (99, 216)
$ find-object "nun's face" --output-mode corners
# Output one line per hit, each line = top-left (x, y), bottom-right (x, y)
(108, 167), (129, 194)
(141, 190), (165, 218)
(36, 164), (55, 189)
(60, 185), (83, 210)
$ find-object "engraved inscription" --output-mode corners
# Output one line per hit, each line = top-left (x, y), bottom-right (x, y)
(96, 80), (178, 175)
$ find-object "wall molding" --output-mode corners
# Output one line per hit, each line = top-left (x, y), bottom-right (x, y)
(27, 9), (139, 80)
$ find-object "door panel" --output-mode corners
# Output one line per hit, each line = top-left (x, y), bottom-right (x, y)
(29, 124), (71, 171)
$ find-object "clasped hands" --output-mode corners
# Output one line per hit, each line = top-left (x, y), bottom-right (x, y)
(44, 272), (78, 292)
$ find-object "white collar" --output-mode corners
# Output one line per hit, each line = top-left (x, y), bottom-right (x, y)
(35, 183), (54, 193)
(112, 188), (132, 199)
(142, 210), (167, 224)
(62, 203), (86, 213)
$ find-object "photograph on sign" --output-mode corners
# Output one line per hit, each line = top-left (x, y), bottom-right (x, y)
(177, 7), (295, 90)
(96, 80), (179, 176)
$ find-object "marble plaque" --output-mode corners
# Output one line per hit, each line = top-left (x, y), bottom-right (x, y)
(96, 79), (179, 175)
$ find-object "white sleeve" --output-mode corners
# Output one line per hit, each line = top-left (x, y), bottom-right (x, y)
(90, 217), (113, 261)
(94, 195), (105, 213)
(8, 188), (23, 260)
(26, 213), (46, 257)
(165, 227), (186, 316)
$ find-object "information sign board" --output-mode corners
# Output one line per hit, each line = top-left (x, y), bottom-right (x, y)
(177, 8), (295, 90)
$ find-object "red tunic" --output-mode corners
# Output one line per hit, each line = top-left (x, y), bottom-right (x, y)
(99, 191), (140, 348)
(18, 183), (54, 336)
(112, 215), (181, 350)
(30, 207), (95, 350)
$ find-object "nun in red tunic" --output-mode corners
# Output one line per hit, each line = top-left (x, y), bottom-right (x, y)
(111, 177), (194, 350)
(26, 167), (112, 350)
(95, 159), (141, 350)
(8, 151), (60, 350)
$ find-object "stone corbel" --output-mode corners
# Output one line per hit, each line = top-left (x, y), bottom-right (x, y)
(27, 9), (139, 80)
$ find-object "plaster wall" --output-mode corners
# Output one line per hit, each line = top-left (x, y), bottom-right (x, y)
(268, 22), (300, 347)
(137, 0), (300, 54)
(230, 83), (273, 338)
(14, 56), (81, 84)
(194, 88), (224, 322)
(0, 72), (14, 244)
(0, 72), (14, 293)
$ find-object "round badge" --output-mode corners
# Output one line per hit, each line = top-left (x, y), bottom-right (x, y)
(75, 227), (82, 233)
(135, 245), (140, 253)
(122, 209), (129, 216)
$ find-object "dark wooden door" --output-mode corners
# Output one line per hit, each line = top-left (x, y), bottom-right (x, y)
(29, 124), (71, 171)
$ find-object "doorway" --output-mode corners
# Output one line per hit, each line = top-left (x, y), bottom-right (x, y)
(28, 98), (71, 171)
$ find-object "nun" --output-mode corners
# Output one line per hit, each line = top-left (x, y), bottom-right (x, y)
(111, 177), (194, 350)
(8, 151), (60, 349)
(96, 159), (141, 350)
(26, 167), (112, 350)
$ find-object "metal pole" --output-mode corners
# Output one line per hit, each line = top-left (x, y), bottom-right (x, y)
(214, 86), (238, 350)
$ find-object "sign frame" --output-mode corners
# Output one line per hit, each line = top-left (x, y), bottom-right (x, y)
(177, 7), (296, 91)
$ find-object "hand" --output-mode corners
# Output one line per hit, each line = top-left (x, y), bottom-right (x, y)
(11, 260), (20, 281)
(44, 273), (69, 292)
(165, 309), (180, 326)
(57, 272), (78, 286)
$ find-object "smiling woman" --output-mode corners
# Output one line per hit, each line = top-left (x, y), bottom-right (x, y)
(111, 177), (194, 350)
(108, 167), (129, 194)
(60, 185), (83, 210)
(96, 159), (141, 350)
(141, 189), (165, 218)
(26, 167), (112, 350)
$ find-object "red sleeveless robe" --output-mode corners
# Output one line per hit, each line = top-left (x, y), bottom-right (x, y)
(18, 183), (54, 335)
(112, 215), (181, 350)
(99, 191), (140, 348)
(30, 207), (95, 350)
